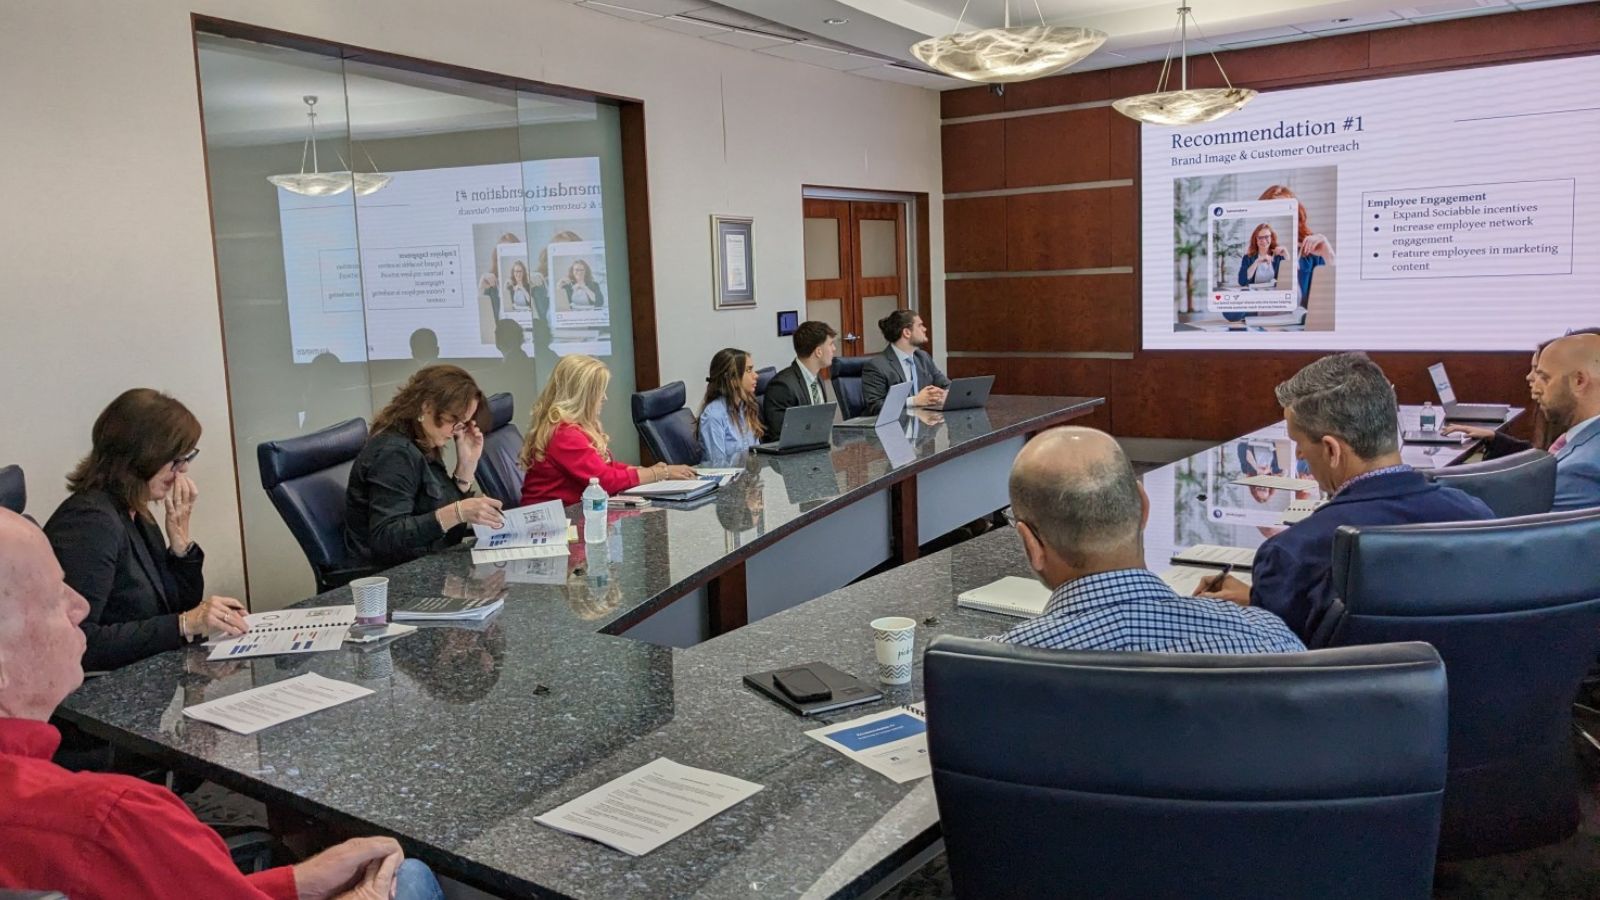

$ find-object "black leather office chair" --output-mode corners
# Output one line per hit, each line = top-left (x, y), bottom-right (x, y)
(474, 392), (525, 508)
(925, 636), (1448, 900)
(0, 464), (25, 516)
(830, 355), (873, 419)
(631, 381), (701, 466)
(257, 418), (373, 594)
(1423, 447), (1555, 517)
(1324, 508), (1600, 859)
(753, 366), (777, 408)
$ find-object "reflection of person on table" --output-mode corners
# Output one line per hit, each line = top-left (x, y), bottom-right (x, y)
(1237, 440), (1283, 477)
(1237, 223), (1286, 288)
(558, 259), (604, 310)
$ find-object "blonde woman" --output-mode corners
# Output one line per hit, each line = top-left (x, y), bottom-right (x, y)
(519, 355), (695, 505)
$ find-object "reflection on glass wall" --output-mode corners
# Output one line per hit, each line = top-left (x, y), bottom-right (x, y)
(197, 33), (638, 608)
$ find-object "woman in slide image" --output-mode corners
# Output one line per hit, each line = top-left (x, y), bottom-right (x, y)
(1259, 184), (1335, 304)
(1444, 326), (1600, 456)
(519, 355), (696, 506)
(1237, 223), (1287, 289)
(506, 260), (536, 313)
(559, 259), (605, 310)
(698, 347), (765, 465)
(345, 365), (505, 568)
(479, 232), (523, 323)
(44, 389), (250, 671)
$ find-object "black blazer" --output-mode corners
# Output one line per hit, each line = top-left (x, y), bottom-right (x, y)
(760, 361), (830, 440)
(344, 429), (470, 568)
(45, 489), (204, 671)
(861, 346), (950, 416)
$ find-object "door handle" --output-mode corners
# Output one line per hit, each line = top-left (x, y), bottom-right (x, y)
(844, 332), (860, 341)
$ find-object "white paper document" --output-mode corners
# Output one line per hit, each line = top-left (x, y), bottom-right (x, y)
(472, 500), (568, 550)
(694, 468), (744, 486)
(1231, 474), (1320, 492)
(1172, 544), (1258, 568)
(1159, 565), (1256, 596)
(206, 606), (356, 660)
(475, 556), (568, 584)
(182, 673), (373, 735)
(470, 543), (569, 565)
(807, 703), (930, 784)
(534, 757), (763, 856)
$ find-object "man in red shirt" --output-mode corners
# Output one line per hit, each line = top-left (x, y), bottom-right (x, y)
(0, 509), (442, 899)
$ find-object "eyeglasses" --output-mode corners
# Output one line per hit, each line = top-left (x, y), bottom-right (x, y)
(170, 448), (200, 471)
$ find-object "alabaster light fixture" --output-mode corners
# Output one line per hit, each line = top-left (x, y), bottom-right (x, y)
(911, 0), (1106, 84)
(1112, 4), (1255, 126)
(267, 95), (392, 197)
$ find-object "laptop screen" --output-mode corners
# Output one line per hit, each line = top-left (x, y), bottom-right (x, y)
(1428, 363), (1456, 407)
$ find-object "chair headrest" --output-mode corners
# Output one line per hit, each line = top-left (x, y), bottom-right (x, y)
(1427, 447), (1553, 479)
(631, 381), (687, 423)
(487, 392), (515, 431)
(831, 356), (873, 379)
(754, 366), (777, 394)
(0, 465), (24, 515)
(257, 418), (369, 489)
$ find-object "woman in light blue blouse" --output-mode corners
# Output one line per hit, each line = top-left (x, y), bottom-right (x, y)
(698, 348), (764, 465)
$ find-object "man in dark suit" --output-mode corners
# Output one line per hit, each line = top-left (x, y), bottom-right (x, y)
(861, 310), (950, 416)
(1196, 352), (1494, 642)
(761, 320), (837, 439)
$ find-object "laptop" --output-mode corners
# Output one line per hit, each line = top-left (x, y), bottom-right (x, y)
(836, 380), (912, 428)
(929, 375), (995, 412)
(753, 403), (834, 455)
(1429, 363), (1510, 422)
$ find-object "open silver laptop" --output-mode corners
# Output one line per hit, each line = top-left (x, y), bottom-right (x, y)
(753, 403), (834, 455)
(1428, 363), (1509, 422)
(929, 375), (994, 412)
(836, 380), (912, 428)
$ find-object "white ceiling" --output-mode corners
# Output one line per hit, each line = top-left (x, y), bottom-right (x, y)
(566, 0), (1591, 89)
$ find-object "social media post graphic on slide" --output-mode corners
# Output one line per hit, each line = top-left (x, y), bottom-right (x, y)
(277, 157), (608, 363)
(1139, 54), (1599, 351)
(1205, 438), (1309, 529)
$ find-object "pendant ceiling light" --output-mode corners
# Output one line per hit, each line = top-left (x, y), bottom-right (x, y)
(267, 95), (392, 197)
(1112, 4), (1255, 126)
(911, 0), (1106, 84)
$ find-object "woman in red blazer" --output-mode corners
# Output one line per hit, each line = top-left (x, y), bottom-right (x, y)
(520, 355), (696, 506)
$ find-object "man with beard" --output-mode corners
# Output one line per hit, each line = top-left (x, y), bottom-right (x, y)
(1534, 333), (1600, 510)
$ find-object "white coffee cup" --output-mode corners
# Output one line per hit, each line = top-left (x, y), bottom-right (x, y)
(871, 616), (917, 685)
(350, 576), (390, 625)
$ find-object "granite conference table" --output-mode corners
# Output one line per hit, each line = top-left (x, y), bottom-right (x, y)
(57, 401), (1510, 899)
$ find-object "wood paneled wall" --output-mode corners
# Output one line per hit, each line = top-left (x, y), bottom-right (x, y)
(939, 4), (1600, 440)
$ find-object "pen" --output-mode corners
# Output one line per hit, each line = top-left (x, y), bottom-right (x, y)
(1206, 563), (1234, 593)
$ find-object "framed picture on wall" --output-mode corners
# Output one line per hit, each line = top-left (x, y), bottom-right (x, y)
(711, 215), (755, 310)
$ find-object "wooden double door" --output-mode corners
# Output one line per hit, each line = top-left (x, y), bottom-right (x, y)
(802, 198), (909, 359)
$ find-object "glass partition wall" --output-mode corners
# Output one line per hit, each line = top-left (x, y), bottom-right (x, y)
(197, 30), (641, 609)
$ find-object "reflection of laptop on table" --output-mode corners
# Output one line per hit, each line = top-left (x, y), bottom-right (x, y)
(1429, 362), (1509, 422)
(754, 403), (834, 455)
(836, 381), (911, 428)
(928, 375), (994, 412)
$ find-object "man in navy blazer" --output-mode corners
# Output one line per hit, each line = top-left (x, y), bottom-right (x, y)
(1197, 353), (1494, 641)
(1533, 333), (1600, 511)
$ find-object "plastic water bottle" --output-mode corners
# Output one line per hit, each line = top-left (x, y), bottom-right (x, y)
(582, 477), (607, 544)
(1420, 401), (1437, 433)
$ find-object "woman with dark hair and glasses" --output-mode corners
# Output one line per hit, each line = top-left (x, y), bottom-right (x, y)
(45, 389), (249, 671)
(345, 364), (506, 568)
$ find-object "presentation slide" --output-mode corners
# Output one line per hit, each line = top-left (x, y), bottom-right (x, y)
(1140, 55), (1599, 351)
(277, 157), (611, 363)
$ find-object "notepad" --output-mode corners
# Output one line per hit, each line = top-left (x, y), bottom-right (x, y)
(205, 606), (356, 660)
(1171, 544), (1257, 569)
(1159, 565), (1256, 596)
(956, 576), (1053, 619)
(1232, 474), (1319, 492)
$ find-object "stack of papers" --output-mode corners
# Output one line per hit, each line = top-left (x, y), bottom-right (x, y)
(534, 758), (763, 856)
(206, 606), (355, 661)
(183, 673), (373, 735)
(472, 500), (572, 564)
(391, 595), (504, 622)
(806, 703), (929, 783)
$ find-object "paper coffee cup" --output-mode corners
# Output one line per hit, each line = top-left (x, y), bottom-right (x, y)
(351, 576), (390, 625)
(871, 616), (917, 685)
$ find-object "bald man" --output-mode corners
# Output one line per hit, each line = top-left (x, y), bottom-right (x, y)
(0, 510), (443, 899)
(996, 427), (1304, 653)
(1534, 333), (1600, 511)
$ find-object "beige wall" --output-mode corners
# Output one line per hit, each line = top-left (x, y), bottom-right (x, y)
(0, 0), (943, 605)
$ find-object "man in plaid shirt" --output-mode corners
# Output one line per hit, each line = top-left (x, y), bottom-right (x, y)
(997, 428), (1304, 654)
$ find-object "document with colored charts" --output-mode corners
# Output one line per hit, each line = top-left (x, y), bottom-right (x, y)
(806, 703), (930, 784)
(471, 500), (572, 564)
(205, 605), (356, 660)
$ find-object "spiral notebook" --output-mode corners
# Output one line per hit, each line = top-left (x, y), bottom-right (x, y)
(956, 576), (1052, 619)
